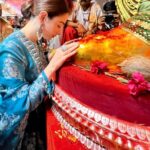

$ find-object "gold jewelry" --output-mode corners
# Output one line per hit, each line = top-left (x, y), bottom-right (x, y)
(36, 25), (47, 52)
(122, 13), (150, 45)
(37, 25), (43, 42)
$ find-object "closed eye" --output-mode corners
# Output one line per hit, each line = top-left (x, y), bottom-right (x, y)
(57, 24), (61, 28)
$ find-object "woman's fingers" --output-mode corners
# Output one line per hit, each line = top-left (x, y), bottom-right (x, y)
(47, 42), (79, 76)
(63, 43), (79, 55)
(64, 49), (77, 59)
(59, 42), (79, 54)
(65, 42), (79, 50)
(64, 38), (81, 44)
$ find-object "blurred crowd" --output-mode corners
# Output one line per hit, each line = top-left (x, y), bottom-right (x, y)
(0, 0), (121, 45)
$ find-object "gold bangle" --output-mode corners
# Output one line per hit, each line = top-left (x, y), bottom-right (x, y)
(49, 49), (56, 57)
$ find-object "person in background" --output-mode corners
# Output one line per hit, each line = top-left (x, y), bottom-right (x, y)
(102, 1), (120, 31)
(0, 0), (78, 149)
(0, 4), (13, 42)
(12, 16), (20, 29)
(61, 0), (103, 44)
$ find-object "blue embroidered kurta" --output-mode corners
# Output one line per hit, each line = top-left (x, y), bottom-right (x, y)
(0, 31), (54, 149)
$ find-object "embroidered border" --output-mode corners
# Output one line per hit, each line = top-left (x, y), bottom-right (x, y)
(52, 105), (106, 150)
(52, 85), (150, 149)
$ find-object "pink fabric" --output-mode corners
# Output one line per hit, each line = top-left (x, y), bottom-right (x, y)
(56, 65), (150, 126)
(6, 0), (23, 8)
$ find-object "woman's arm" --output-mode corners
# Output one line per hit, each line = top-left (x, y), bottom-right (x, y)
(0, 48), (53, 112)
(0, 41), (78, 112)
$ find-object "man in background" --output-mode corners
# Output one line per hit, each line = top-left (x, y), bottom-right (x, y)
(61, 0), (103, 44)
(0, 4), (13, 42)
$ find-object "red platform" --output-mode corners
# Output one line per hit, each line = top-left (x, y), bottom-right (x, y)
(46, 106), (88, 150)
(56, 65), (150, 126)
(46, 65), (150, 150)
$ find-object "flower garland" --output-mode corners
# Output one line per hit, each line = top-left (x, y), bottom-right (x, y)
(90, 61), (108, 74)
(128, 72), (150, 96)
(89, 61), (150, 96)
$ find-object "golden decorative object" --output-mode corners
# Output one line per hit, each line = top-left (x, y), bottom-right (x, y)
(74, 13), (150, 77)
(74, 27), (150, 68)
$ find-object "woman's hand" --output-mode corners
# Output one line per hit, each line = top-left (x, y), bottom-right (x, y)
(44, 42), (79, 80)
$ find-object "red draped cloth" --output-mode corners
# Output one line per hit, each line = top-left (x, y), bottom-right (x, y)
(61, 26), (78, 44)
(46, 105), (87, 150)
(56, 65), (150, 126)
(46, 64), (150, 149)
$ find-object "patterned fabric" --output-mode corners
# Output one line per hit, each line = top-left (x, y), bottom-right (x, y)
(123, 13), (150, 45)
(116, 0), (142, 22)
(68, 2), (102, 31)
(0, 31), (54, 149)
(139, 0), (150, 12)
(116, 0), (150, 22)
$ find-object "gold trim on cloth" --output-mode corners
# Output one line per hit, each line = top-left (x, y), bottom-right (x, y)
(116, 0), (142, 22)
(122, 13), (150, 45)
(52, 85), (150, 149)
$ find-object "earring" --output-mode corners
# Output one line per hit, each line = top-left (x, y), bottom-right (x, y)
(36, 25), (47, 52)
(37, 25), (43, 42)
(36, 25), (43, 49)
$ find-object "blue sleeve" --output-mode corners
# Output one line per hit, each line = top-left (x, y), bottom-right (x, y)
(0, 36), (54, 148)
(0, 43), (54, 112)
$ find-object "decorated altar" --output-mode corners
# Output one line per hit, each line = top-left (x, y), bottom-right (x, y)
(46, 0), (150, 149)
(46, 64), (150, 150)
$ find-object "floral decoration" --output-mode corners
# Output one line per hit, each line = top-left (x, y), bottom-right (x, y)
(128, 72), (150, 96)
(90, 61), (108, 74)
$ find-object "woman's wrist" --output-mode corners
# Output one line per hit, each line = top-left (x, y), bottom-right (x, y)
(48, 49), (56, 61)
(44, 64), (56, 81)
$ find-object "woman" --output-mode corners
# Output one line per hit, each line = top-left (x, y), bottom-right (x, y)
(0, 0), (78, 149)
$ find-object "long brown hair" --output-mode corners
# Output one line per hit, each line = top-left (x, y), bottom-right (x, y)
(21, 0), (73, 19)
